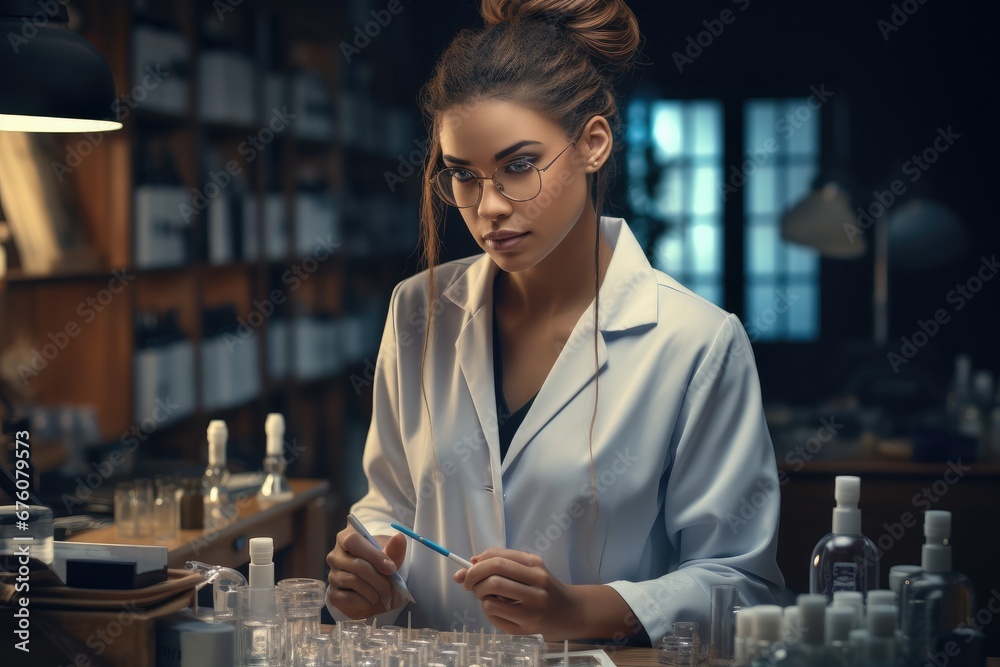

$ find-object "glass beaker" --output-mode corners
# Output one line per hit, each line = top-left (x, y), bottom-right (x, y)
(277, 578), (327, 667)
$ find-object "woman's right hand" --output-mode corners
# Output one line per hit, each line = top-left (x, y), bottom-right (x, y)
(326, 525), (408, 619)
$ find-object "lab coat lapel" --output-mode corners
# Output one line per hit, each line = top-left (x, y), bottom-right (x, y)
(446, 257), (504, 475)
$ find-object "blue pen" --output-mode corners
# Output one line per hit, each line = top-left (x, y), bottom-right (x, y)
(347, 514), (416, 604)
(391, 523), (475, 569)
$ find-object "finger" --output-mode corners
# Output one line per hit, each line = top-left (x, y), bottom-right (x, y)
(463, 556), (546, 590)
(339, 528), (399, 575)
(453, 567), (469, 584)
(383, 532), (408, 569)
(329, 567), (381, 606)
(473, 548), (546, 568)
(482, 599), (527, 633)
(468, 573), (542, 605)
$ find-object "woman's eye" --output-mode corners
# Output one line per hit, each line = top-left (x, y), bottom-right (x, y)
(452, 169), (475, 182)
(504, 160), (534, 174)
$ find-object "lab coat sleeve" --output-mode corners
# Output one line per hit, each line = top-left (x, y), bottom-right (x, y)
(605, 313), (784, 646)
(327, 281), (416, 624)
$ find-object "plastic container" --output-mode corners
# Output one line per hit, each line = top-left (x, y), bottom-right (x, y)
(808, 476), (879, 601)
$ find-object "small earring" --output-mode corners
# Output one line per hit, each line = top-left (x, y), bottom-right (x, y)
(593, 161), (599, 167)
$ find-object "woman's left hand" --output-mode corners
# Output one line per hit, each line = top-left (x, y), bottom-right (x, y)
(453, 548), (582, 640)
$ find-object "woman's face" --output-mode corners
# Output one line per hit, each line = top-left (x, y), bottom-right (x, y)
(437, 100), (591, 274)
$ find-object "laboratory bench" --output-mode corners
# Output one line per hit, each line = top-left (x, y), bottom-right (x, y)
(63, 478), (330, 582)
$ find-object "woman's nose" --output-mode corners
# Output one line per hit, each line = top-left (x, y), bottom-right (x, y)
(477, 179), (512, 220)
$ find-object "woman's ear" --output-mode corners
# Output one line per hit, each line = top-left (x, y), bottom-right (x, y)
(578, 115), (613, 173)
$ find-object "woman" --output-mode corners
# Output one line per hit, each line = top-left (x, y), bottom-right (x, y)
(326, 0), (785, 643)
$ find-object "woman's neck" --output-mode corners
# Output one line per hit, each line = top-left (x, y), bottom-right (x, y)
(496, 209), (613, 321)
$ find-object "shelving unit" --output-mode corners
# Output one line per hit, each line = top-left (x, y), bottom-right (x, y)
(0, 0), (424, 530)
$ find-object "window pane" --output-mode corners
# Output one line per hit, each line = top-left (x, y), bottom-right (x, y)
(747, 166), (778, 215)
(746, 100), (777, 155)
(690, 102), (722, 156)
(786, 283), (818, 339)
(785, 99), (819, 156)
(654, 231), (684, 274)
(687, 220), (719, 276)
(786, 241), (818, 276)
(651, 101), (683, 161)
(627, 99), (648, 144)
(786, 163), (816, 208)
(746, 284), (783, 341)
(747, 221), (779, 276)
(691, 166), (721, 216)
(654, 167), (684, 217)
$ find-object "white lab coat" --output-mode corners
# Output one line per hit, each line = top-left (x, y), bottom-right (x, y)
(329, 217), (785, 642)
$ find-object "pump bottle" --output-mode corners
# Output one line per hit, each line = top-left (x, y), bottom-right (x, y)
(900, 511), (982, 667)
(809, 476), (879, 602)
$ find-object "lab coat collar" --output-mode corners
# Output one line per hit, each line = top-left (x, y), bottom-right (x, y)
(444, 217), (659, 475)
(441, 216), (659, 333)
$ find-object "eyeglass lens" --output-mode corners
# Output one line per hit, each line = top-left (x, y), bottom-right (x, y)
(437, 162), (542, 207)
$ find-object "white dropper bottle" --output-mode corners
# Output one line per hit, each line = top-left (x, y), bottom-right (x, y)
(249, 537), (276, 619)
(258, 413), (293, 505)
(809, 476), (879, 601)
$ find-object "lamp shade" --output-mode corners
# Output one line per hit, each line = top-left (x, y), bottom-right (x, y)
(886, 198), (969, 269)
(0, 1), (121, 132)
(780, 182), (866, 258)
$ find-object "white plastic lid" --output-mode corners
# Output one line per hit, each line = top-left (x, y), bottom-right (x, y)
(753, 605), (783, 643)
(265, 413), (285, 456)
(832, 476), (861, 534)
(825, 607), (855, 644)
(888, 565), (921, 594)
(866, 605), (896, 637)
(866, 590), (896, 609)
(782, 606), (799, 642)
(736, 608), (755, 638)
(922, 511), (952, 572)
(796, 594), (827, 645)
(207, 420), (228, 464)
(249, 537), (273, 565)
(832, 591), (864, 628)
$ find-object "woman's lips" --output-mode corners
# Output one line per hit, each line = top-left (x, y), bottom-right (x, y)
(485, 232), (528, 250)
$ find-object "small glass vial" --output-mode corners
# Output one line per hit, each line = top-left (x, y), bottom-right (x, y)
(202, 419), (233, 531)
(258, 413), (293, 505)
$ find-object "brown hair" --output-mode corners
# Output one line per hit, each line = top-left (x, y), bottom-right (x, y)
(417, 0), (641, 575)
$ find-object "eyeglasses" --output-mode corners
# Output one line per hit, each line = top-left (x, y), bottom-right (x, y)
(429, 141), (576, 209)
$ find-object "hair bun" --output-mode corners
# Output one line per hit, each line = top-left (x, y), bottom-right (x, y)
(480, 0), (641, 75)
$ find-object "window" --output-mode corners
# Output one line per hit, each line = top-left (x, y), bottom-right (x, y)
(626, 99), (724, 307)
(743, 99), (820, 340)
(626, 96), (822, 340)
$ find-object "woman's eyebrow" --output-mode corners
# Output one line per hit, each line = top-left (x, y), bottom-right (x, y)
(442, 140), (543, 165)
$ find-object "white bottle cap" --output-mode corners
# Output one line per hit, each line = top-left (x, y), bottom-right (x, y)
(922, 510), (952, 573)
(796, 594), (827, 645)
(866, 605), (896, 637)
(888, 565), (921, 595)
(782, 606), (799, 643)
(832, 476), (862, 535)
(825, 607), (855, 644)
(832, 591), (864, 628)
(207, 420), (228, 465)
(753, 605), (783, 643)
(265, 413), (285, 456)
(848, 628), (868, 651)
(866, 590), (896, 609)
(736, 607), (755, 638)
(249, 537), (273, 565)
